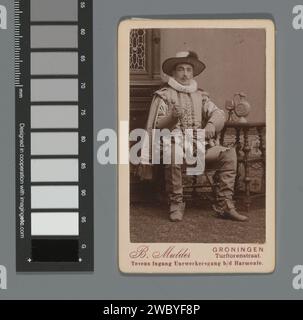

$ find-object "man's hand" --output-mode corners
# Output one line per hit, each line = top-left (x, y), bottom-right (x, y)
(172, 104), (186, 118)
(205, 122), (216, 139)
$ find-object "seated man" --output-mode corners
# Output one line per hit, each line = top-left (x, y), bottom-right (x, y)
(139, 51), (248, 222)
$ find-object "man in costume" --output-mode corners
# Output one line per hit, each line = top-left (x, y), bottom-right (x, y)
(139, 51), (248, 222)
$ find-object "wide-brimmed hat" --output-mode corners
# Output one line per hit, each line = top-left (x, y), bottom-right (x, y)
(162, 51), (206, 77)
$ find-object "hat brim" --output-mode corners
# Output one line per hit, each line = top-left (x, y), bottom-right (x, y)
(162, 57), (206, 77)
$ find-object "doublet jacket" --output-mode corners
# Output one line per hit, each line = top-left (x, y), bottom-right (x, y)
(138, 81), (226, 180)
(154, 85), (225, 132)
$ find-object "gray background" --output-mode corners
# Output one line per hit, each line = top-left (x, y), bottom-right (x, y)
(0, 0), (301, 299)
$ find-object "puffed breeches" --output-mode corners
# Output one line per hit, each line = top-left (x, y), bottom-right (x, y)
(164, 145), (237, 204)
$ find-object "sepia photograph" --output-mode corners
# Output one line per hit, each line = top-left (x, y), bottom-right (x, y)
(119, 20), (275, 273)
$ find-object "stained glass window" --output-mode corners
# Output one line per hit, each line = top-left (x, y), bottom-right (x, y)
(130, 29), (146, 71)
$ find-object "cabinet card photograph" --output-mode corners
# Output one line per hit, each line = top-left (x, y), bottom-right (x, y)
(118, 19), (275, 273)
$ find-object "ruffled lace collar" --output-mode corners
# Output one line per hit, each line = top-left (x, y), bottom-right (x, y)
(168, 77), (198, 93)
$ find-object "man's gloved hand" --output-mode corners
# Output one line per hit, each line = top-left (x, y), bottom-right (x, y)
(172, 104), (186, 119)
(205, 122), (216, 139)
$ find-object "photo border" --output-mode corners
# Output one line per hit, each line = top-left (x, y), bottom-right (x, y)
(118, 19), (275, 273)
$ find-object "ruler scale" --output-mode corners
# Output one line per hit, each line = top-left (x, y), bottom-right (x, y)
(15, 0), (93, 271)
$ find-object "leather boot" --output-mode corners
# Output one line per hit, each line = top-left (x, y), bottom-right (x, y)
(169, 202), (186, 222)
(213, 199), (248, 222)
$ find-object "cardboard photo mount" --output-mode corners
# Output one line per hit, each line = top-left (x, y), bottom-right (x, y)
(118, 19), (275, 273)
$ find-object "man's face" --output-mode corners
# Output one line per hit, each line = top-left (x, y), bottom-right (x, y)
(172, 63), (194, 85)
